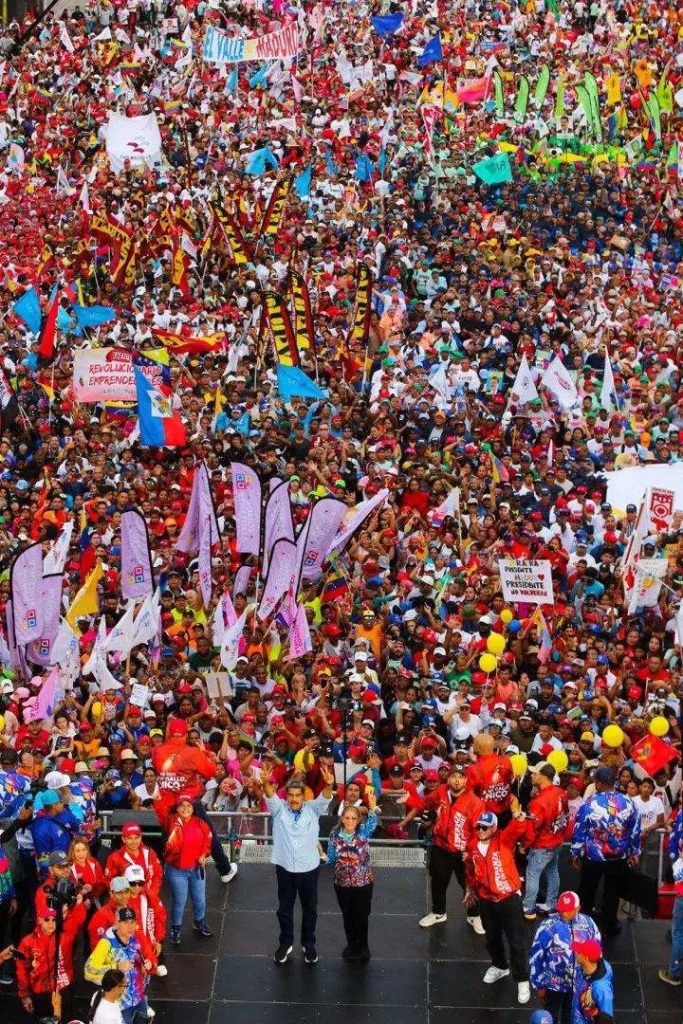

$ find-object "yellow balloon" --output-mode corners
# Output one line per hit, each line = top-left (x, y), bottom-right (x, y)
(479, 653), (497, 674)
(602, 724), (624, 748)
(547, 749), (569, 772)
(641, 431), (651, 446)
(510, 753), (528, 777)
(650, 715), (669, 738)
(487, 633), (507, 656)
(0, 715), (4, 733)
(500, 609), (513, 624)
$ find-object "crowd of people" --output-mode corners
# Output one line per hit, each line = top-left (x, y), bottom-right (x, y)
(0, 0), (682, 1021)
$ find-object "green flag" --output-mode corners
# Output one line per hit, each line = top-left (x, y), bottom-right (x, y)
(656, 73), (673, 115)
(514, 76), (530, 122)
(534, 66), (550, 108)
(584, 72), (603, 142)
(554, 74), (565, 118)
(642, 92), (662, 139)
(472, 152), (513, 185)
(493, 68), (505, 116)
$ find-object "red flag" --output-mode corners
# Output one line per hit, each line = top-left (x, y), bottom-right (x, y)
(38, 287), (60, 363)
(631, 734), (679, 777)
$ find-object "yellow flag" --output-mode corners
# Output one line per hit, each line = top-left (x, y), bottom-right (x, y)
(66, 563), (103, 633)
(606, 73), (621, 106)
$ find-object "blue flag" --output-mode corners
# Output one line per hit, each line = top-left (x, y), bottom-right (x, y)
(12, 287), (42, 334)
(72, 304), (117, 329)
(418, 35), (443, 67)
(472, 152), (513, 185)
(324, 144), (338, 176)
(245, 147), (279, 175)
(276, 364), (327, 402)
(371, 13), (403, 36)
(57, 307), (72, 332)
(355, 152), (374, 182)
(294, 167), (312, 198)
(226, 68), (238, 94)
(249, 65), (269, 88)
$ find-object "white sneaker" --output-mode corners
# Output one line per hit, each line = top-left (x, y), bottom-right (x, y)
(155, 964), (168, 977)
(147, 1008), (155, 1020)
(221, 863), (238, 884)
(483, 966), (510, 984)
(536, 903), (550, 913)
(468, 916), (485, 935)
(518, 981), (531, 1004)
(419, 912), (447, 928)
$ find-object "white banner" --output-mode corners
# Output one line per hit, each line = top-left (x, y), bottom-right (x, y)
(105, 112), (162, 174)
(627, 558), (668, 613)
(73, 348), (167, 402)
(203, 23), (299, 64)
(498, 559), (554, 605)
(606, 464), (683, 513)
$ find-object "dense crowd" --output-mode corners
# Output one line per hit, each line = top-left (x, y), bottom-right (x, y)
(0, 0), (683, 1021)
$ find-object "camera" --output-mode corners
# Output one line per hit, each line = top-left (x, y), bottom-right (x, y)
(46, 878), (78, 912)
(417, 808), (437, 840)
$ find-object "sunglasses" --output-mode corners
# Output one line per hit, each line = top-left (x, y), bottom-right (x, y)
(129, 880), (145, 887)
(475, 824), (492, 832)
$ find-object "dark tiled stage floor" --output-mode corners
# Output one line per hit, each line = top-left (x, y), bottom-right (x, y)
(1, 865), (681, 1023)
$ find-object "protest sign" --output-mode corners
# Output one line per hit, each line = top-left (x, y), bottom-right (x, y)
(498, 560), (554, 604)
(648, 487), (675, 532)
(104, 113), (162, 174)
(129, 683), (149, 707)
(203, 23), (299, 64)
(73, 349), (167, 402)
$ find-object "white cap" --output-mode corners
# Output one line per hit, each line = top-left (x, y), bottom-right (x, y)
(124, 864), (146, 883)
(44, 771), (71, 790)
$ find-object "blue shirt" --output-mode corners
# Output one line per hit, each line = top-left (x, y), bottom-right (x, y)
(265, 792), (331, 873)
(572, 959), (614, 1023)
(529, 913), (601, 992)
(571, 791), (641, 862)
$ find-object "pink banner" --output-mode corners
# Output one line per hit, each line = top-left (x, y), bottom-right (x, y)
(258, 538), (297, 621)
(121, 510), (154, 600)
(287, 603), (312, 662)
(26, 574), (63, 667)
(231, 463), (262, 554)
(263, 480), (294, 573)
(11, 543), (44, 645)
(23, 667), (59, 723)
(176, 463), (220, 554)
(198, 511), (214, 607)
(327, 489), (389, 558)
(296, 498), (347, 583)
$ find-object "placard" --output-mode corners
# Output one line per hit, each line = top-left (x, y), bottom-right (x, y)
(498, 559), (554, 605)
(73, 348), (167, 402)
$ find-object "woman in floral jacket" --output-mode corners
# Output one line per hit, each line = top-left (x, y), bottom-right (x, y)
(326, 792), (378, 964)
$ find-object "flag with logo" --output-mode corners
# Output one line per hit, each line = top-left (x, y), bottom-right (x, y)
(286, 603), (312, 661)
(258, 537), (298, 621)
(295, 497), (348, 583)
(10, 543), (44, 645)
(541, 356), (578, 410)
(263, 480), (294, 572)
(121, 510), (154, 600)
(327, 489), (389, 558)
(509, 354), (539, 406)
(26, 574), (63, 667)
(231, 462), (262, 554)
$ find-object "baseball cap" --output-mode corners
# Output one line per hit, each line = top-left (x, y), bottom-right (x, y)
(529, 761), (550, 776)
(44, 771), (71, 790)
(579, 731), (595, 742)
(120, 749), (138, 760)
(529, 1013), (553, 1024)
(169, 719), (188, 737)
(390, 764), (405, 777)
(571, 937), (603, 961)
(476, 811), (498, 829)
(121, 822), (142, 838)
(48, 851), (71, 867)
(124, 865), (146, 883)
(556, 891), (581, 915)
(110, 876), (130, 893)
(116, 907), (137, 923)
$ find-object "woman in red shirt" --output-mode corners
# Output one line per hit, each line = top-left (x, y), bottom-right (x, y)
(69, 839), (108, 905)
(164, 793), (213, 946)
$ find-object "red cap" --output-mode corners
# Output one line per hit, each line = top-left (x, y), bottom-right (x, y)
(122, 822), (142, 838)
(627, 685), (642, 700)
(556, 891), (581, 914)
(176, 792), (194, 805)
(424, 769), (440, 782)
(422, 737), (437, 750)
(169, 719), (188, 738)
(571, 937), (603, 961)
(59, 758), (77, 773)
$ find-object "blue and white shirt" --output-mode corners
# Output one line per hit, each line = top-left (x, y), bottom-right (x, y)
(571, 792), (641, 862)
(529, 913), (601, 992)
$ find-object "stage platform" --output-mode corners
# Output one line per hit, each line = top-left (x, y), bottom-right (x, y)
(0, 864), (680, 1023)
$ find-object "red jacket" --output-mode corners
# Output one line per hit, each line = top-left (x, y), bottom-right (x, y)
(465, 818), (526, 903)
(105, 843), (163, 897)
(128, 888), (167, 945)
(71, 856), (108, 901)
(152, 738), (217, 829)
(419, 785), (484, 853)
(164, 815), (212, 870)
(17, 901), (86, 998)
(466, 753), (513, 814)
(525, 784), (570, 850)
(88, 900), (158, 964)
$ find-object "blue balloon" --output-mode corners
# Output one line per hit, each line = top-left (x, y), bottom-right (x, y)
(508, 619), (521, 633)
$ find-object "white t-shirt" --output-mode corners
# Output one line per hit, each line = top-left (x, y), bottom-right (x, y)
(91, 996), (125, 1024)
(633, 794), (665, 831)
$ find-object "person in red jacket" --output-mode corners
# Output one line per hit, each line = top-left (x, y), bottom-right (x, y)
(88, 876), (135, 949)
(152, 719), (236, 884)
(105, 822), (163, 897)
(466, 734), (514, 826)
(17, 897), (87, 1022)
(123, 864), (168, 976)
(70, 838), (108, 904)
(164, 793), (213, 946)
(522, 761), (570, 920)
(464, 808), (531, 1006)
(412, 765), (486, 935)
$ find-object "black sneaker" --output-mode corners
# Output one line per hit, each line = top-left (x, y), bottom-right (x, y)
(303, 946), (318, 964)
(170, 927), (181, 947)
(193, 920), (214, 938)
(273, 944), (293, 964)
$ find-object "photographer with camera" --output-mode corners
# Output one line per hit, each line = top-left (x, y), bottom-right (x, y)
(16, 887), (86, 1022)
(35, 853), (80, 923)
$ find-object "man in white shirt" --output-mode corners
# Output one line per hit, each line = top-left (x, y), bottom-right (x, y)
(632, 777), (666, 842)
